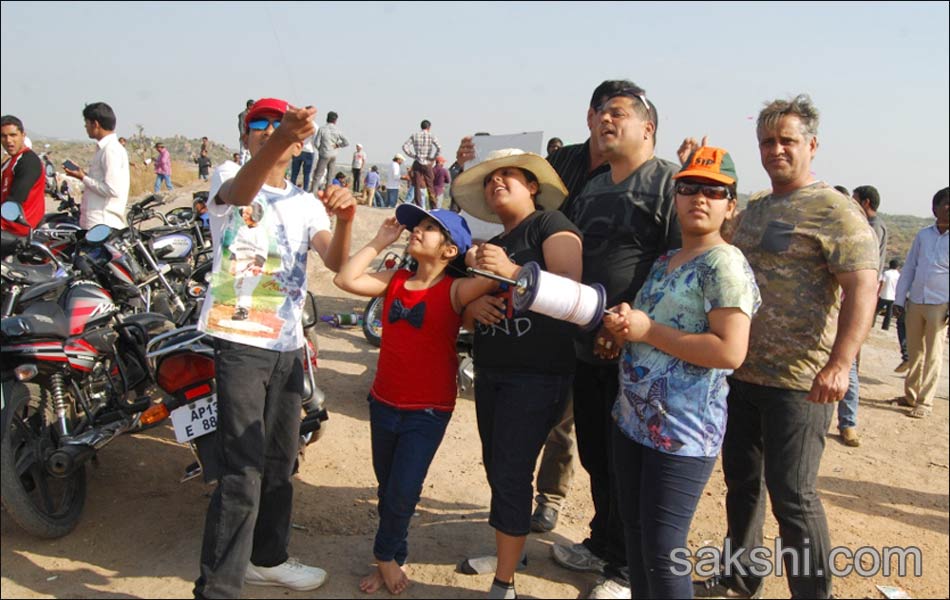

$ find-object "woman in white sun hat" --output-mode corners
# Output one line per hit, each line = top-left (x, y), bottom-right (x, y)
(452, 148), (583, 599)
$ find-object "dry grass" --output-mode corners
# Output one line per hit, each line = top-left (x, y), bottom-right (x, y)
(128, 160), (202, 197)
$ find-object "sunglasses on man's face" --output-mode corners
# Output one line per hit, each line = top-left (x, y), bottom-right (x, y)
(247, 118), (282, 131)
(675, 182), (733, 200)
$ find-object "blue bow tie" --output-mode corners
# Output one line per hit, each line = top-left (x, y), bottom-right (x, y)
(388, 298), (426, 328)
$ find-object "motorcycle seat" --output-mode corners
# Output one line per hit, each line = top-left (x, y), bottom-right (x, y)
(1, 301), (69, 339)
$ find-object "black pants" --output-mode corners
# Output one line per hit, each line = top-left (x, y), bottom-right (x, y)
(721, 379), (834, 599)
(193, 339), (304, 599)
(876, 298), (895, 330)
(352, 168), (362, 193)
(612, 425), (715, 599)
(572, 360), (627, 580)
(475, 368), (571, 536)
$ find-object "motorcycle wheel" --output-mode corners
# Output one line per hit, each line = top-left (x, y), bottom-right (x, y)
(362, 296), (384, 347)
(0, 383), (86, 539)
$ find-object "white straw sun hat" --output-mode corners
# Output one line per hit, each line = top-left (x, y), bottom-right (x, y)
(450, 148), (568, 223)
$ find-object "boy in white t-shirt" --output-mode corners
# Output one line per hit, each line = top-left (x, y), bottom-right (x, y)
(193, 98), (355, 598)
(877, 258), (901, 330)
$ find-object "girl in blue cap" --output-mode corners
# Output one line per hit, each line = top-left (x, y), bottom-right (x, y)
(334, 206), (496, 595)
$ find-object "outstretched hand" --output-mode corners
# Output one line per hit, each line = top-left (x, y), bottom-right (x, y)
(275, 105), (317, 145)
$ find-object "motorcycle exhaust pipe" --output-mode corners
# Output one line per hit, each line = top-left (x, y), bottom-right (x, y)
(46, 444), (95, 478)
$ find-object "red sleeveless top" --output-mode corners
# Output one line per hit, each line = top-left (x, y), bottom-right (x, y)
(370, 269), (461, 412)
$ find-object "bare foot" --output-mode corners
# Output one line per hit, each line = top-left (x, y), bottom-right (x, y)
(377, 560), (409, 594)
(359, 568), (384, 594)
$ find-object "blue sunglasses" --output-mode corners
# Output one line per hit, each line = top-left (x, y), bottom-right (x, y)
(247, 118), (282, 131)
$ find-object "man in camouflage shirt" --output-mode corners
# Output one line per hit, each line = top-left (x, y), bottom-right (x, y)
(694, 95), (879, 600)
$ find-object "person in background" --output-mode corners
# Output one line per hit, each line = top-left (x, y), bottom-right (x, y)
(546, 137), (564, 158)
(878, 259), (901, 330)
(153, 142), (173, 192)
(290, 115), (316, 190)
(891, 186), (949, 419)
(432, 155), (451, 210)
(311, 110), (349, 192)
(64, 101), (130, 230)
(402, 119), (441, 208)
(836, 184), (887, 448)
(195, 149), (212, 181)
(352, 143), (366, 194)
(1, 114), (45, 235)
(364, 165), (382, 207)
(386, 154), (406, 209)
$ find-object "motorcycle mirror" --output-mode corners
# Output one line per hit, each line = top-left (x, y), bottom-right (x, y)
(85, 224), (113, 244)
(301, 291), (318, 329)
(1, 201), (27, 225)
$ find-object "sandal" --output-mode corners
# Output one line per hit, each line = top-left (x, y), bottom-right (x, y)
(908, 406), (930, 419)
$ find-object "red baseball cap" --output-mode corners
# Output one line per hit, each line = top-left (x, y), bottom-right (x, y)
(245, 98), (289, 129)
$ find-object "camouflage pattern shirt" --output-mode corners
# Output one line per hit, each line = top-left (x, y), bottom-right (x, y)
(730, 182), (879, 391)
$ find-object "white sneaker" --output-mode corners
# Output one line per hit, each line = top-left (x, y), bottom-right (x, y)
(551, 542), (607, 573)
(244, 557), (328, 591)
(588, 576), (632, 599)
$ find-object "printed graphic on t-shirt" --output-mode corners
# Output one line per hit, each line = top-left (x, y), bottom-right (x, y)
(203, 198), (305, 341)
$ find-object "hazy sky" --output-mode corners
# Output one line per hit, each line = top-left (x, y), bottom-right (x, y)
(2, 1), (947, 217)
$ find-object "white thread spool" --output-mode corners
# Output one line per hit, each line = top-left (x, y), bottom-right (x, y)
(513, 262), (606, 331)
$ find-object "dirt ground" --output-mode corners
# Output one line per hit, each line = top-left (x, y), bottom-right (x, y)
(2, 189), (948, 599)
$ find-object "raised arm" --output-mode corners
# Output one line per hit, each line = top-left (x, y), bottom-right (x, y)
(333, 217), (404, 296)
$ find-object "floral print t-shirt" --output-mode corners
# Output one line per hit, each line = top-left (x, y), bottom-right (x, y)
(612, 244), (761, 457)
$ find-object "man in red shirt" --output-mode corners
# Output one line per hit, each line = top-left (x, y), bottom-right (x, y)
(1, 115), (45, 235)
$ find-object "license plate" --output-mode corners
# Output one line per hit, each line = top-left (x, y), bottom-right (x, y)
(169, 395), (218, 443)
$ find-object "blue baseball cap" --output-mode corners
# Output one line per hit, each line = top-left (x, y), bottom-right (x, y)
(395, 205), (472, 255)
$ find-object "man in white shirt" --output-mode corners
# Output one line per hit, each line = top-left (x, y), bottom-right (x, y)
(892, 186), (950, 418)
(385, 154), (406, 208)
(63, 102), (130, 229)
(877, 258), (902, 330)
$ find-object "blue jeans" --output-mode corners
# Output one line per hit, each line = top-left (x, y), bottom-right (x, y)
(369, 395), (451, 565)
(836, 359), (859, 430)
(474, 368), (571, 536)
(612, 425), (715, 599)
(386, 188), (399, 208)
(722, 378), (834, 599)
(154, 173), (173, 192)
(290, 151), (314, 190)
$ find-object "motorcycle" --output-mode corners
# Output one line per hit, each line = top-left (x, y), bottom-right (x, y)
(140, 291), (327, 484)
(0, 202), (175, 538)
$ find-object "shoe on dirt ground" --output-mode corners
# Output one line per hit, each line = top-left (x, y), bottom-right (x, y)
(839, 427), (861, 447)
(551, 542), (607, 574)
(244, 557), (328, 591)
(530, 504), (559, 533)
(693, 575), (762, 599)
(587, 576), (631, 599)
(894, 360), (910, 373)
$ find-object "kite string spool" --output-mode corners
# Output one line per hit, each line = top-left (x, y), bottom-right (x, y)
(523, 268), (603, 329)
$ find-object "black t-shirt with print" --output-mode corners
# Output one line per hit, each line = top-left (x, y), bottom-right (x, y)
(563, 156), (682, 364)
(473, 210), (582, 375)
